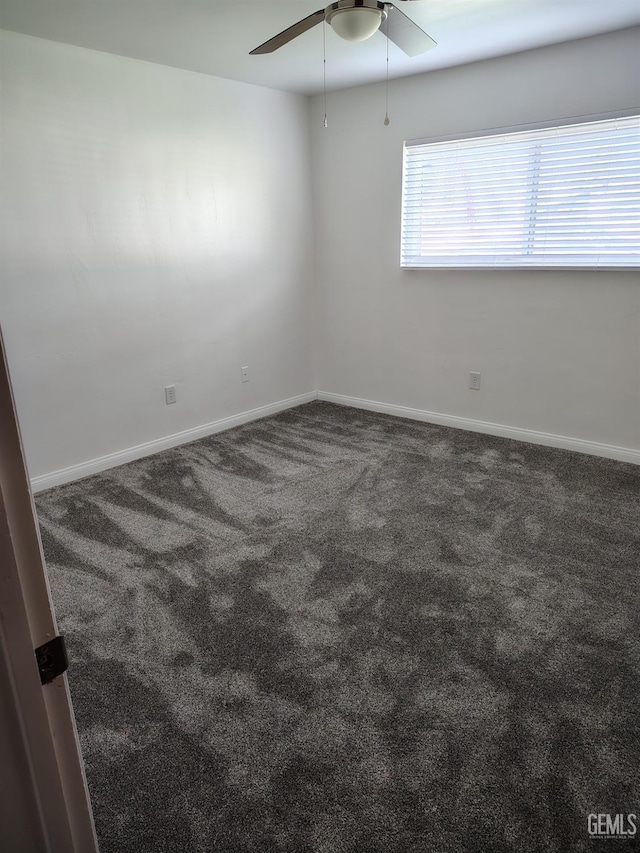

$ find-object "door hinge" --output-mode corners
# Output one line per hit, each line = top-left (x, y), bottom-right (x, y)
(35, 635), (68, 685)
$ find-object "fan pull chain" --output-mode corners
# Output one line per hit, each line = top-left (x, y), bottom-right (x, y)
(384, 16), (390, 126)
(323, 20), (328, 128)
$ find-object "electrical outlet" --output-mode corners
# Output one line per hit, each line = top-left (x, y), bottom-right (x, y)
(241, 366), (249, 383)
(165, 385), (177, 404)
(469, 372), (481, 391)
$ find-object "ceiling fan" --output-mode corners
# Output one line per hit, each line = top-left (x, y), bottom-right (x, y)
(250, 0), (437, 57)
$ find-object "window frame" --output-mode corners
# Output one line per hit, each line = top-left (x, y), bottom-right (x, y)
(400, 109), (640, 272)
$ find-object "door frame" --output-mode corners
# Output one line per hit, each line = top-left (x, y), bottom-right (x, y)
(0, 326), (98, 852)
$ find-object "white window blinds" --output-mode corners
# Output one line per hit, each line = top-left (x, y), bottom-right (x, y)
(401, 114), (640, 269)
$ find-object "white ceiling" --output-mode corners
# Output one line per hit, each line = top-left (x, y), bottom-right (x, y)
(1, 0), (639, 95)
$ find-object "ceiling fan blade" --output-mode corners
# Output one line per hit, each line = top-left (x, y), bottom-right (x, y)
(250, 10), (326, 55)
(380, 6), (437, 57)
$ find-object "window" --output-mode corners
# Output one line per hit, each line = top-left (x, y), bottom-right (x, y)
(401, 113), (640, 269)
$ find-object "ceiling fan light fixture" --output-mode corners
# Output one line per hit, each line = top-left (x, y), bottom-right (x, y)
(326, 1), (387, 43)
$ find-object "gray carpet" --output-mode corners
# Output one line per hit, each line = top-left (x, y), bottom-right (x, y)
(35, 401), (639, 853)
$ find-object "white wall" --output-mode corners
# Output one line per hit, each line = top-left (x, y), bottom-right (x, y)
(1, 29), (639, 480)
(0, 31), (314, 480)
(311, 28), (640, 452)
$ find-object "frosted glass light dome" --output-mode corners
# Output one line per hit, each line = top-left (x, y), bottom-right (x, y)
(328, 7), (384, 42)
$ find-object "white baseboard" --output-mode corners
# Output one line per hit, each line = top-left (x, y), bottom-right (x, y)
(317, 391), (640, 465)
(30, 392), (318, 493)
(30, 388), (639, 491)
